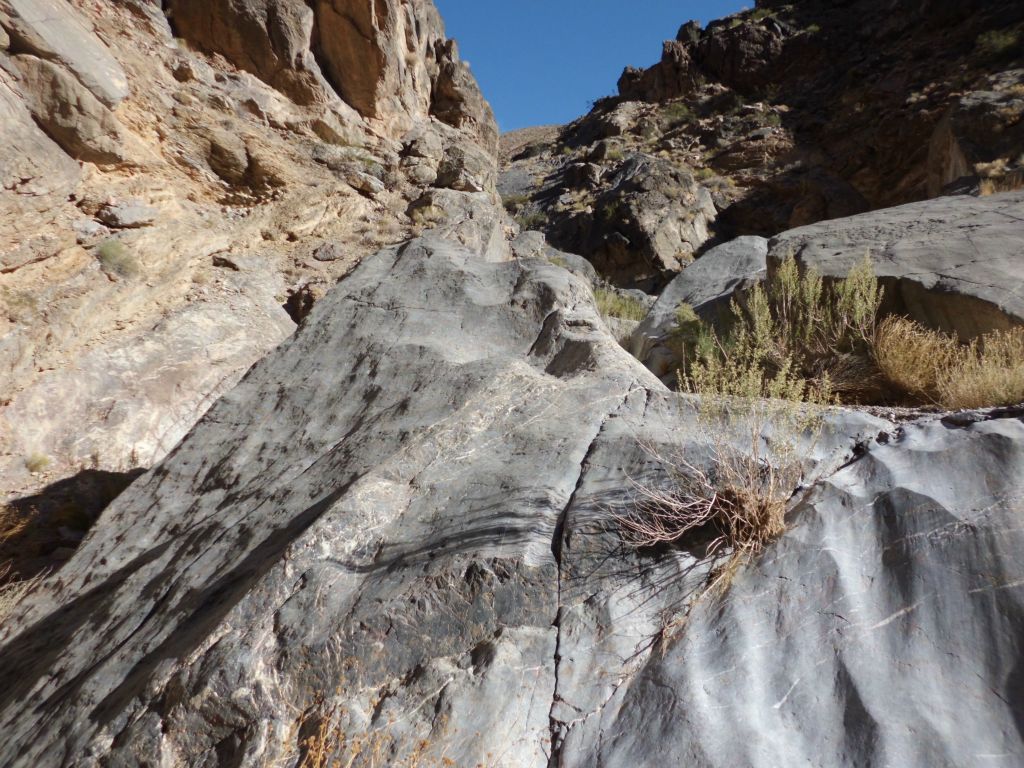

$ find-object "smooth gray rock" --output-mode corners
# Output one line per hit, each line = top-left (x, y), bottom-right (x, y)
(97, 200), (157, 229)
(0, 0), (129, 106)
(563, 408), (1024, 768)
(769, 190), (1024, 338)
(511, 230), (600, 284)
(0, 209), (1021, 767)
(630, 235), (768, 378)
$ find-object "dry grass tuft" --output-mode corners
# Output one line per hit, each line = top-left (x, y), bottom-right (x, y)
(0, 562), (45, 623)
(874, 315), (958, 401)
(96, 240), (140, 278)
(938, 326), (1024, 409)
(876, 318), (1024, 409)
(618, 393), (824, 606)
(24, 453), (50, 474)
(594, 287), (648, 322)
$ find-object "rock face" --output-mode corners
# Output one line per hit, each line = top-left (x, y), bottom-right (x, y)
(499, 0), (1024, 286)
(168, 0), (497, 149)
(0, 0), (129, 106)
(630, 235), (767, 378)
(2, 206), (1023, 767)
(769, 190), (1024, 339)
(12, 54), (127, 164)
(0, 0), (499, 510)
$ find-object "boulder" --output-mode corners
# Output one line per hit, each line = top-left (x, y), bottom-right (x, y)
(0, 72), (79, 200)
(2, 207), (1021, 767)
(630, 235), (768, 378)
(769, 190), (1024, 338)
(510, 230), (600, 285)
(570, 154), (717, 289)
(12, 55), (126, 165)
(0, 0), (129, 106)
(96, 200), (157, 229)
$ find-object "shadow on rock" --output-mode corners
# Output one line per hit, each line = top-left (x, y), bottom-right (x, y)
(1, 468), (146, 580)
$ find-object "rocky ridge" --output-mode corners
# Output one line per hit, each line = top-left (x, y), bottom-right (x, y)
(0, 1), (1023, 766)
(500, 0), (1024, 288)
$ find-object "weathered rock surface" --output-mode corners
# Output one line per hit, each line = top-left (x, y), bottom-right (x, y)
(770, 189), (1024, 338)
(630, 235), (767, 378)
(1, 209), (1022, 767)
(168, 0), (497, 149)
(12, 54), (127, 164)
(0, 0), (129, 106)
(0, 0), (501, 510)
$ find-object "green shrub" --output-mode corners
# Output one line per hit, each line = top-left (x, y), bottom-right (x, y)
(674, 254), (883, 403)
(515, 211), (548, 231)
(96, 240), (140, 278)
(976, 29), (1021, 60)
(661, 101), (696, 128)
(594, 287), (647, 322)
(24, 453), (49, 473)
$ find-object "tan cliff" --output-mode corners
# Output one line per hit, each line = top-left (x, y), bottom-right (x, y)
(0, 0), (498, 574)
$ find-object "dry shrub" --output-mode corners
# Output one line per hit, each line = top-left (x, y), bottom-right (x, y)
(876, 318), (1024, 409)
(874, 315), (958, 401)
(0, 562), (44, 623)
(674, 253), (883, 404)
(618, 394), (824, 599)
(594, 287), (647, 322)
(938, 326), (1024, 409)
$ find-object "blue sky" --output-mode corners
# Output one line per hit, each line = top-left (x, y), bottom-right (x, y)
(433, 1), (747, 132)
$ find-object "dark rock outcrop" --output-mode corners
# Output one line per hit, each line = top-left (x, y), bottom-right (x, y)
(500, 0), (1024, 286)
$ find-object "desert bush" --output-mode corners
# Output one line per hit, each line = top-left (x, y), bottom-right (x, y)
(661, 101), (696, 128)
(594, 287), (647, 322)
(675, 253), (882, 403)
(976, 28), (1021, 60)
(618, 390), (824, 604)
(937, 326), (1024, 409)
(502, 193), (530, 213)
(409, 204), (446, 230)
(0, 564), (44, 624)
(515, 211), (548, 231)
(96, 240), (140, 278)
(24, 453), (50, 474)
(875, 317), (1024, 408)
(873, 315), (958, 401)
